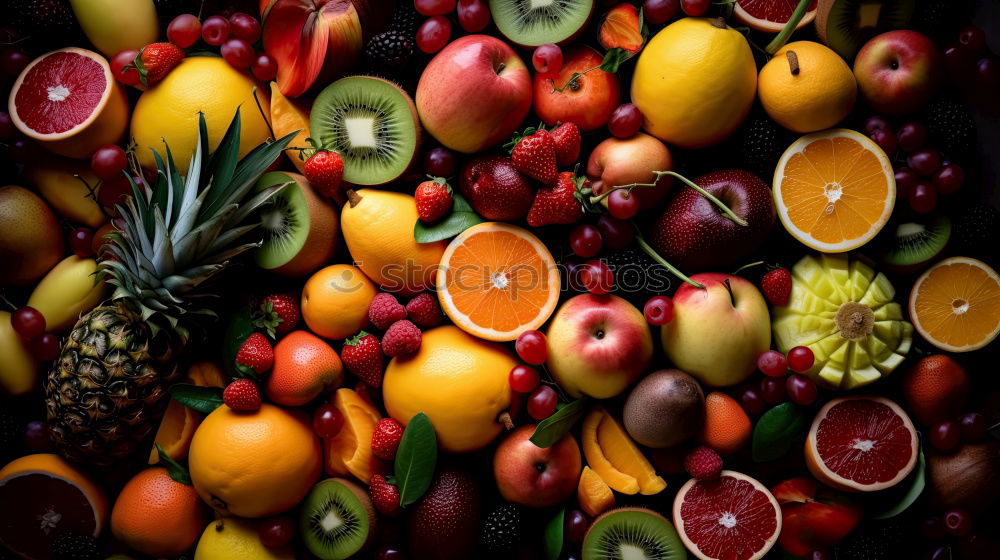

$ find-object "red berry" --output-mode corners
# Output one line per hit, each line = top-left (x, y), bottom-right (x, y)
(252, 54), (278, 81)
(643, 296), (674, 326)
(90, 145), (127, 181)
(959, 412), (987, 443)
(223, 379), (262, 411)
(757, 350), (787, 377)
(416, 16), (451, 54)
(680, 0), (710, 16)
(236, 332), (274, 374)
(405, 293), (443, 328)
(23, 420), (51, 450)
(786, 374), (817, 406)
(313, 404), (344, 438)
(368, 293), (407, 331)
(371, 418), (405, 461)
(32, 333), (60, 361)
(11, 307), (45, 340)
(569, 224), (602, 258)
(943, 509), (973, 537)
(515, 330), (548, 365)
(786, 346), (814, 373)
(930, 420), (961, 451)
(596, 215), (634, 249)
(908, 148), (942, 176)
(869, 128), (897, 154)
(167, 14), (202, 48)
(607, 189), (639, 219)
(894, 167), (918, 198)
(642, 0), (679, 24)
(740, 385), (766, 415)
(761, 267), (792, 307)
(532, 43), (563, 74)
(580, 260), (614, 295)
(229, 12), (261, 43)
(509, 365), (541, 393)
(70, 228), (95, 257)
(527, 385), (558, 420)
(303, 150), (344, 199)
(415, 0), (456, 16)
(423, 147), (456, 176)
(382, 320), (422, 357)
(958, 25), (987, 58)
(221, 38), (254, 70)
(110, 49), (141, 86)
(933, 164), (964, 195)
(457, 0), (490, 32)
(608, 103), (643, 138)
(760, 377), (786, 404)
(258, 517), (294, 548)
(896, 122), (927, 153)
(908, 181), (938, 214)
(565, 509), (588, 543)
(684, 445), (723, 480)
(201, 15), (230, 46)
(370, 474), (402, 516)
(863, 116), (891, 135)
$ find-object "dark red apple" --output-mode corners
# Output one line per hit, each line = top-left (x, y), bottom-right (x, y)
(853, 30), (944, 116)
(460, 156), (534, 221)
(772, 477), (864, 557)
(646, 169), (775, 271)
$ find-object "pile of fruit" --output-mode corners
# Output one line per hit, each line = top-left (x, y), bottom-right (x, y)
(1, 0), (999, 559)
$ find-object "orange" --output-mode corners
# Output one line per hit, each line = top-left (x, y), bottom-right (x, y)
(909, 257), (1000, 352)
(773, 129), (895, 252)
(267, 330), (343, 407)
(578, 466), (615, 517)
(188, 404), (322, 518)
(324, 388), (382, 483)
(437, 222), (560, 341)
(302, 264), (378, 339)
(698, 392), (752, 455)
(902, 355), (970, 426)
(149, 361), (228, 464)
(758, 42), (856, 133)
(111, 467), (207, 557)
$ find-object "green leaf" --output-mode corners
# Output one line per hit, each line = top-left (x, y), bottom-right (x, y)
(752, 402), (807, 462)
(599, 48), (631, 74)
(155, 443), (192, 485)
(413, 192), (484, 243)
(872, 449), (925, 519)
(223, 307), (254, 377)
(169, 383), (224, 414)
(530, 398), (588, 448)
(394, 413), (438, 507)
(543, 508), (564, 560)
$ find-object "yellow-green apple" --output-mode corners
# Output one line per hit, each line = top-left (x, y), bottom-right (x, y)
(853, 30), (943, 116)
(586, 133), (673, 210)
(534, 45), (620, 131)
(493, 425), (581, 508)
(546, 294), (653, 399)
(662, 274), (770, 387)
(772, 477), (863, 556)
(416, 35), (532, 153)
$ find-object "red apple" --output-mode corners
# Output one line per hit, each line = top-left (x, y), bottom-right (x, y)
(546, 294), (653, 399)
(416, 35), (532, 153)
(534, 45), (621, 131)
(493, 425), (582, 508)
(772, 477), (864, 556)
(460, 156), (534, 221)
(586, 133), (673, 210)
(853, 30), (944, 116)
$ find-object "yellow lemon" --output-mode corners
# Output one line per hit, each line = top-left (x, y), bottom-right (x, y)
(383, 326), (515, 453)
(632, 17), (756, 149)
(194, 518), (294, 560)
(759, 41), (857, 133)
(130, 57), (270, 172)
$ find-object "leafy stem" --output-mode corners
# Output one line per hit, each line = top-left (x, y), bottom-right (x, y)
(600, 171), (748, 226)
(765, 0), (812, 54)
(634, 233), (704, 289)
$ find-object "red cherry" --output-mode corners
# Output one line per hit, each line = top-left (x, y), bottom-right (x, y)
(251, 54), (278, 81)
(0, 47), (30, 80)
(607, 189), (639, 219)
(457, 0), (490, 32)
(565, 509), (589, 543)
(23, 420), (51, 450)
(527, 385), (558, 420)
(608, 103), (643, 139)
(908, 149), (943, 176)
(642, 0), (680, 24)
(201, 15), (230, 46)
(894, 167), (918, 198)
(643, 296), (674, 326)
(229, 12), (261, 43)
(680, 0), (710, 16)
(943, 509), (973, 537)
(313, 404), (344, 439)
(90, 144), (127, 181)
(32, 333), (60, 361)
(757, 350), (787, 377)
(959, 412), (987, 443)
(423, 147), (456, 176)
(869, 128), (897, 155)
(580, 260), (614, 294)
(533, 43), (563, 74)
(167, 14), (202, 48)
(70, 228), (95, 257)
(929, 421), (961, 451)
(509, 365), (541, 393)
(221, 38), (254, 70)
(258, 517), (294, 548)
(896, 122), (927, 153)
(415, 0), (457, 16)
(569, 224), (603, 258)
(740, 385), (767, 415)
(515, 330), (548, 365)
(933, 164), (964, 195)
(786, 374), (817, 405)
(760, 377), (786, 404)
(908, 181), (938, 214)
(11, 307), (45, 340)
(786, 346), (815, 373)
(110, 49), (141, 87)
(416, 16), (451, 54)
(596, 215), (634, 249)
(958, 26), (987, 58)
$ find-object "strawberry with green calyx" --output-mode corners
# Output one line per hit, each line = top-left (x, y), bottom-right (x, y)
(236, 332), (274, 376)
(370, 474), (402, 516)
(126, 43), (184, 87)
(341, 331), (384, 388)
(415, 176), (453, 222)
(253, 293), (300, 338)
(304, 149), (344, 200)
(526, 170), (589, 227)
(505, 125), (559, 184)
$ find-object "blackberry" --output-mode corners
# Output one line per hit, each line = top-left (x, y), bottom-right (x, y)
(390, 0), (419, 34)
(601, 247), (671, 306)
(481, 503), (521, 553)
(954, 204), (999, 261)
(8, 0), (78, 37)
(50, 533), (99, 560)
(364, 30), (415, 71)
(925, 96), (976, 159)
(835, 519), (908, 560)
(912, 0), (973, 45)
(740, 113), (787, 182)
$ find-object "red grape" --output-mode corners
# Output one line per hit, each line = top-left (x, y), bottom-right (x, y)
(527, 385), (558, 420)
(11, 307), (45, 340)
(760, 377), (786, 404)
(808, 551), (831, 560)
(0, 111), (14, 141)
(681, 0), (710, 16)
(515, 330), (548, 365)
(863, 115), (891, 135)
(313, 404), (344, 438)
(933, 164), (964, 195)
(929, 420), (960, 451)
(569, 224), (602, 258)
(70, 228), (95, 257)
(607, 189), (639, 219)
(786, 374), (817, 405)
(908, 148), (942, 176)
(786, 346), (814, 373)
(894, 167), (918, 198)
(457, 0), (490, 32)
(252, 54), (277, 81)
(201, 15), (230, 46)
(757, 350), (787, 377)
(423, 146), (456, 176)
(922, 516), (946, 540)
(869, 128), (897, 155)
(532, 43), (563, 74)
(959, 412), (987, 443)
(90, 144), (127, 181)
(415, 0), (456, 16)
(416, 16), (451, 54)
(596, 215), (634, 249)
(258, 517), (294, 548)
(580, 260), (614, 294)
(608, 103), (643, 138)
(0, 48), (29, 80)
(32, 333), (60, 361)
(24, 420), (51, 450)
(896, 122), (927, 153)
(643, 0), (680, 24)
(229, 12), (261, 43)
(958, 26), (987, 58)
(221, 38), (255, 70)
(167, 14), (202, 48)
(643, 296), (674, 326)
(908, 181), (938, 214)
(509, 365), (541, 393)
(565, 509), (589, 543)
(377, 547), (404, 560)
(110, 49), (141, 86)
(943, 509), (973, 537)
(740, 385), (766, 415)
(977, 57), (1000, 89)
(944, 44), (977, 85)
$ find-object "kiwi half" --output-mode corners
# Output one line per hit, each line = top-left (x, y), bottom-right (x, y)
(489, 0), (594, 47)
(881, 214), (950, 270)
(309, 76), (419, 186)
(815, 0), (915, 61)
(254, 171), (338, 277)
(300, 478), (376, 560)
(583, 508), (686, 560)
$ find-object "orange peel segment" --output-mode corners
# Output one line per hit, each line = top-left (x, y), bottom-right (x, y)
(582, 408), (640, 495)
(578, 466), (615, 517)
(595, 410), (667, 495)
(324, 388), (382, 484)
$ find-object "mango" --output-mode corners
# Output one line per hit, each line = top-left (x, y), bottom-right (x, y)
(23, 159), (106, 228)
(0, 311), (39, 395)
(582, 407), (666, 496)
(69, 0), (158, 57)
(27, 256), (107, 333)
(582, 408), (639, 494)
(269, 82), (312, 173)
(323, 388), (382, 483)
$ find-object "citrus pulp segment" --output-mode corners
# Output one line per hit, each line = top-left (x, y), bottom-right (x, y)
(733, 0), (818, 32)
(908, 257), (1000, 352)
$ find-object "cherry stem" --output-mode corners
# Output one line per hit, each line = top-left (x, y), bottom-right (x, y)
(765, 0), (812, 54)
(498, 411), (514, 431)
(634, 233), (705, 289)
(731, 260), (766, 275)
(600, 171), (748, 227)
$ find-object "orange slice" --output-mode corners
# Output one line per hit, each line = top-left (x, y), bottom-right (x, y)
(734, 0), (817, 33)
(437, 222), (560, 341)
(774, 128), (895, 252)
(909, 257), (1000, 352)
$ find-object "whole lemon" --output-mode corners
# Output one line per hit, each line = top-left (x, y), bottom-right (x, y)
(759, 41), (857, 133)
(632, 17), (756, 149)
(188, 404), (321, 518)
(130, 57), (270, 172)
(301, 264), (377, 340)
(341, 189), (447, 295)
(383, 326), (516, 453)
(194, 518), (294, 560)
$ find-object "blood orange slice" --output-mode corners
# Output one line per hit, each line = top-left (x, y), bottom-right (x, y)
(8, 48), (128, 158)
(805, 396), (918, 492)
(734, 0), (818, 32)
(673, 470), (781, 560)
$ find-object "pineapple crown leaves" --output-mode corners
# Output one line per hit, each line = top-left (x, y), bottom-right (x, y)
(100, 111), (296, 341)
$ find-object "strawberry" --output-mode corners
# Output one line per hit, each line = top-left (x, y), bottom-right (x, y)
(304, 150), (344, 199)
(415, 177), (453, 222)
(254, 293), (300, 337)
(341, 331), (384, 388)
(550, 122), (581, 166)
(526, 171), (587, 227)
(510, 128), (558, 184)
(370, 474), (402, 516)
(236, 332), (274, 374)
(129, 43), (184, 87)
(371, 418), (404, 460)
(223, 379), (261, 411)
(761, 267), (792, 307)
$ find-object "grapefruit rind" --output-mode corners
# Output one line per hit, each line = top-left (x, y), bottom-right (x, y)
(908, 257), (1000, 353)
(733, 0), (817, 33)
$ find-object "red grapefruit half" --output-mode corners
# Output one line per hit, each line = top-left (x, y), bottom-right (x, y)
(672, 470), (781, 560)
(733, 0), (818, 32)
(8, 48), (128, 159)
(805, 396), (918, 492)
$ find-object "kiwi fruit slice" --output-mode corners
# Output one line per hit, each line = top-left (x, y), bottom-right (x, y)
(254, 171), (338, 276)
(881, 214), (950, 270)
(815, 0), (915, 61)
(299, 478), (376, 560)
(583, 507), (686, 560)
(489, 0), (595, 47)
(309, 76), (420, 186)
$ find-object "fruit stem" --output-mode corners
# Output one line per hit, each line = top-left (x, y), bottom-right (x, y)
(731, 260), (766, 275)
(346, 189), (362, 208)
(765, 0), (812, 54)
(658, 171), (749, 226)
(786, 50), (800, 75)
(723, 278), (736, 307)
(710, 17), (727, 29)
(588, 179), (659, 204)
(498, 411), (514, 431)
(634, 233), (705, 289)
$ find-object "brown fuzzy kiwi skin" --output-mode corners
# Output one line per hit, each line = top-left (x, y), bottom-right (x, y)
(814, 0), (836, 45)
(270, 172), (339, 277)
(927, 442), (1000, 515)
(623, 369), (705, 449)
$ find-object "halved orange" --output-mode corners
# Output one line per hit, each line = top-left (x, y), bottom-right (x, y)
(774, 129), (895, 253)
(437, 222), (560, 341)
(909, 257), (1000, 352)
(734, 0), (817, 33)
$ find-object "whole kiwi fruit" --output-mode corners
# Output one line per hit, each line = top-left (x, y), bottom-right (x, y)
(623, 369), (705, 448)
(926, 442), (1000, 515)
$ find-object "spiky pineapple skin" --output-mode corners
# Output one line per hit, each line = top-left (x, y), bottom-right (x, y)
(45, 302), (180, 466)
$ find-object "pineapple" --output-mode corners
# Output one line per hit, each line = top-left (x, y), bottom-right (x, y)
(772, 254), (913, 390)
(44, 113), (294, 465)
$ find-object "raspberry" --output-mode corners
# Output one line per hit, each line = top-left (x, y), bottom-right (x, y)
(405, 293), (443, 328)
(371, 417), (404, 460)
(368, 293), (407, 330)
(684, 445), (722, 480)
(382, 320), (422, 357)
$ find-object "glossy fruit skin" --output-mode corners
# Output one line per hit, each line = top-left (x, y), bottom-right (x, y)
(864, 116), (890, 134)
(251, 54), (277, 81)
(760, 377), (786, 404)
(90, 145), (127, 181)
(313, 404), (344, 439)
(933, 164), (964, 195)
(740, 385), (766, 415)
(11, 307), (46, 340)
(167, 14), (201, 48)
(258, 517), (294, 548)
(596, 215), (634, 249)
(32, 333), (60, 361)
(944, 509), (973, 536)
(643, 0), (679, 24)
(228, 13), (261, 43)
(959, 412), (987, 443)
(787, 346), (815, 373)
(897, 122), (927, 152)
(515, 330), (548, 365)
(895, 167), (918, 197)
(909, 149), (943, 176)
(221, 38), (254, 70)
(565, 509), (588, 543)
(681, 0), (710, 16)
(416, 0), (457, 16)
(908, 181), (938, 214)
(758, 350), (787, 377)
(423, 147), (457, 177)
(929, 421), (961, 451)
(457, 0), (490, 32)
(527, 385), (558, 419)
(533, 44), (563, 74)
(580, 260), (614, 295)
(643, 296), (674, 326)
(772, 477), (863, 557)
(870, 128), (897, 154)
(417, 16), (452, 54)
(786, 374), (817, 405)
(569, 224), (602, 258)
(201, 16), (230, 46)
(70, 228), (95, 257)
(958, 26), (987, 58)
(110, 49), (141, 86)
(509, 365), (540, 393)
(608, 103), (643, 138)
